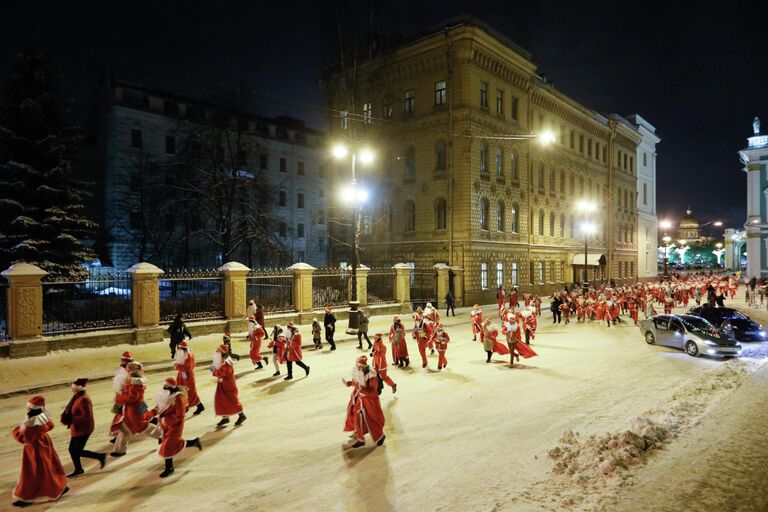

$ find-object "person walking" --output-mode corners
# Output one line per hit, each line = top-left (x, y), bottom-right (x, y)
(434, 323), (450, 370)
(389, 315), (409, 367)
(343, 356), (386, 448)
(370, 333), (397, 393)
(357, 308), (371, 349)
(248, 323), (267, 370)
(311, 318), (322, 349)
(211, 344), (246, 427)
(284, 322), (310, 381)
(268, 325), (286, 376)
(174, 341), (204, 415)
(110, 362), (155, 457)
(551, 296), (562, 324)
(150, 378), (202, 478)
(60, 378), (106, 477)
(324, 306), (337, 351)
(12, 396), (69, 507)
(445, 289), (456, 317)
(167, 314), (192, 360)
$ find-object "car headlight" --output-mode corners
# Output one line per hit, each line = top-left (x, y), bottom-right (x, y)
(704, 340), (717, 346)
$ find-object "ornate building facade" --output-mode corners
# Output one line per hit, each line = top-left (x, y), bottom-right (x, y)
(627, 115), (660, 279)
(738, 116), (768, 279)
(325, 17), (646, 303)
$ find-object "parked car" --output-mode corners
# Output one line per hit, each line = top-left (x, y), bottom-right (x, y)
(687, 306), (766, 342)
(639, 314), (741, 357)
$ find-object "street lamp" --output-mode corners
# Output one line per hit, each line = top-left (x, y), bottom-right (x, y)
(538, 130), (556, 146)
(576, 201), (597, 290)
(662, 235), (672, 277)
(714, 242), (725, 268)
(332, 143), (373, 334)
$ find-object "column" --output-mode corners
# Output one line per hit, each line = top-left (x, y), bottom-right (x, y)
(434, 263), (450, 309)
(724, 229), (735, 271)
(290, 263), (315, 322)
(450, 266), (465, 307)
(127, 262), (165, 344)
(393, 263), (412, 312)
(356, 264), (370, 306)
(220, 261), (251, 333)
(1, 263), (48, 358)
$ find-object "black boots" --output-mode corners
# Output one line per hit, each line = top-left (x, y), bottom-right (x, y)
(160, 458), (174, 478)
(216, 417), (230, 427)
(193, 403), (205, 415)
(234, 413), (247, 426)
(186, 438), (203, 450)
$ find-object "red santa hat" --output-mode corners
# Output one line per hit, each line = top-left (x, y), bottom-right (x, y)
(324, 306), (332, 313)
(72, 378), (88, 390)
(217, 344), (229, 354)
(163, 377), (177, 388)
(287, 321), (296, 329)
(120, 351), (133, 362)
(436, 323), (444, 331)
(373, 332), (383, 341)
(178, 340), (189, 350)
(27, 395), (45, 409)
(356, 355), (368, 367)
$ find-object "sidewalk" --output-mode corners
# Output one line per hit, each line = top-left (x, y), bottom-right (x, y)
(0, 305), (477, 398)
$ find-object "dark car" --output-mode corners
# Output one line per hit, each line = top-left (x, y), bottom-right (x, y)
(687, 306), (766, 342)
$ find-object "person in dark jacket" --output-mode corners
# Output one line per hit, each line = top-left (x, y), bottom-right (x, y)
(324, 306), (337, 350)
(60, 378), (106, 477)
(445, 290), (456, 317)
(255, 304), (266, 331)
(357, 308), (371, 349)
(167, 314), (192, 359)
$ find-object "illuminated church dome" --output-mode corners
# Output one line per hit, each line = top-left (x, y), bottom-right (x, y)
(677, 208), (701, 241)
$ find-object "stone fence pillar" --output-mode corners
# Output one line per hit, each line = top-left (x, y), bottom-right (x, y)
(393, 263), (412, 312)
(2, 263), (48, 358)
(450, 266), (465, 307)
(434, 263), (450, 309)
(128, 262), (164, 344)
(290, 263), (315, 322)
(356, 265), (370, 306)
(220, 261), (251, 333)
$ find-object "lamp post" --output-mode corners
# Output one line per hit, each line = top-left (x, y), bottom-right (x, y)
(714, 242), (725, 268)
(332, 144), (373, 334)
(659, 220), (672, 279)
(577, 200), (597, 291)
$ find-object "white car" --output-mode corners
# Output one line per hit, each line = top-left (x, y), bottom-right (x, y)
(639, 314), (741, 357)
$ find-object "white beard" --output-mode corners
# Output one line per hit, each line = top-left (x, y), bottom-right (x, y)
(174, 349), (188, 365)
(154, 388), (172, 413)
(112, 367), (129, 394)
(213, 351), (223, 370)
(352, 365), (376, 388)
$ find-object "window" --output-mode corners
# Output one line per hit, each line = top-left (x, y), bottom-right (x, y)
(298, 251), (305, 262)
(404, 146), (416, 177)
(511, 204), (518, 233)
(579, 134), (584, 153)
(363, 101), (372, 123)
(587, 139), (592, 157)
(643, 152), (648, 167)
(560, 213), (565, 237)
(435, 140), (447, 171)
(496, 262), (504, 287)
(298, 161), (305, 176)
(480, 143), (488, 172)
(549, 214), (555, 236)
(510, 151), (518, 180)
(404, 200), (416, 232)
(279, 190), (287, 207)
(480, 82), (488, 108)
(435, 198), (447, 230)
(560, 171), (565, 195)
(510, 96), (518, 120)
(496, 201), (505, 231)
(435, 80), (446, 105)
(362, 215), (372, 235)
(569, 129), (575, 149)
(569, 216), (574, 238)
(318, 237), (325, 251)
(260, 152), (268, 170)
(383, 102), (393, 119)
(496, 90), (504, 114)
(480, 198), (489, 230)
(602, 147), (607, 162)
(537, 262), (544, 283)
(297, 223), (305, 238)
(495, 147), (503, 176)
(404, 89), (415, 113)
(570, 175), (575, 195)
(278, 222), (287, 238)
(538, 209), (545, 235)
(165, 135), (176, 154)
(481, 262), (488, 289)
(538, 163), (545, 193)
(643, 182), (648, 205)
(317, 210), (325, 224)
(130, 128), (143, 149)
(549, 169), (556, 195)
(279, 157), (287, 173)
(297, 193), (304, 209)
(511, 262), (518, 286)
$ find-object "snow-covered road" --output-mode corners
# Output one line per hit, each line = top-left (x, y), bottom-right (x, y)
(1, 300), (766, 511)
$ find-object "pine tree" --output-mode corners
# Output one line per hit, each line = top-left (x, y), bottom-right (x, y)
(0, 49), (97, 278)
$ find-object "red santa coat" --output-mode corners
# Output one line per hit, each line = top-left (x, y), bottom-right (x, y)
(212, 360), (243, 416)
(249, 326), (266, 363)
(268, 337), (287, 364)
(371, 339), (389, 372)
(157, 391), (187, 459)
(12, 414), (68, 504)
(286, 332), (303, 361)
(175, 351), (201, 408)
(111, 377), (151, 435)
(344, 375), (385, 442)
(389, 323), (408, 359)
(65, 392), (94, 437)
(471, 310), (483, 335)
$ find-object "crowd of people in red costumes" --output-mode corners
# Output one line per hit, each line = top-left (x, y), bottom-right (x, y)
(10, 272), (739, 507)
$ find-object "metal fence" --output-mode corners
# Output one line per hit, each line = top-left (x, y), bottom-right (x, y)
(367, 268), (396, 305)
(312, 268), (350, 309)
(410, 268), (438, 308)
(0, 281), (8, 341)
(246, 269), (294, 313)
(42, 272), (133, 335)
(160, 269), (225, 323)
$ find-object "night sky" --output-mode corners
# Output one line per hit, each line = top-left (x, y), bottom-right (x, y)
(2, 1), (765, 234)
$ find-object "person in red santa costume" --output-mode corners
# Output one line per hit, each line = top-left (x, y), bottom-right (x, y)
(284, 322), (310, 380)
(150, 378), (202, 478)
(423, 303), (439, 354)
(248, 322), (267, 370)
(389, 315), (409, 367)
(12, 395), (69, 507)
(110, 362), (155, 456)
(211, 344), (247, 427)
(412, 312), (429, 368)
(343, 356), (386, 448)
(267, 325), (286, 376)
(470, 304), (483, 341)
(174, 341), (204, 416)
(496, 286), (506, 310)
(111, 351), (133, 417)
(370, 333), (397, 393)
(522, 307), (537, 345)
(434, 323), (450, 370)
(509, 286), (519, 312)
(60, 378), (106, 477)
(559, 299), (571, 324)
(482, 318), (510, 363)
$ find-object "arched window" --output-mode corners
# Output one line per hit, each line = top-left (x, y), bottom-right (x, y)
(560, 171), (565, 194)
(404, 200), (416, 232)
(435, 198), (447, 230)
(511, 204), (518, 233)
(435, 140), (447, 171)
(404, 146), (415, 177)
(496, 201), (505, 231)
(538, 163), (545, 192)
(560, 213), (565, 237)
(495, 147), (503, 176)
(278, 221), (287, 238)
(549, 169), (556, 194)
(510, 151), (518, 181)
(480, 198), (489, 230)
(538, 209), (545, 235)
(549, 213), (555, 236)
(480, 143), (488, 172)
